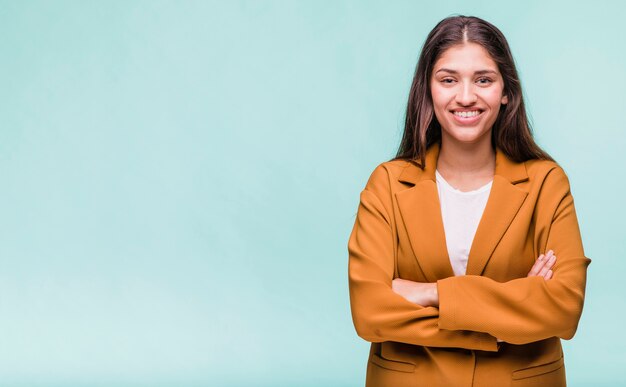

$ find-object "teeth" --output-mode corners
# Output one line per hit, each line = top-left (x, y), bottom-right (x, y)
(453, 110), (481, 118)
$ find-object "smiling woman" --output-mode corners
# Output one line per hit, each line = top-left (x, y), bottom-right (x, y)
(431, 44), (508, 148)
(347, 15), (591, 387)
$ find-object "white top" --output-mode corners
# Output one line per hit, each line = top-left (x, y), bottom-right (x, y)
(435, 169), (493, 276)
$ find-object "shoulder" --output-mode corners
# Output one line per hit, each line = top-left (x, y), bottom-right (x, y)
(367, 159), (412, 179)
(356, 160), (415, 216)
(525, 158), (564, 178)
(523, 159), (574, 203)
(362, 159), (414, 191)
(524, 158), (571, 185)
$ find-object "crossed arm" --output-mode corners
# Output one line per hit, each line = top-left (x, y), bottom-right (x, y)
(348, 165), (590, 350)
(391, 250), (557, 308)
(391, 251), (557, 344)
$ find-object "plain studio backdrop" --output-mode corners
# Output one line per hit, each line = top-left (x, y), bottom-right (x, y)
(0, 1), (622, 386)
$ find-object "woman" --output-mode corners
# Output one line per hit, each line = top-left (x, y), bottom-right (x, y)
(347, 15), (591, 387)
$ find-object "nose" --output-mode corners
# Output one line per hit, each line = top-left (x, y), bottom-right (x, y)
(455, 81), (478, 106)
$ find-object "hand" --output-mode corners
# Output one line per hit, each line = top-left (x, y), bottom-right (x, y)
(391, 278), (438, 307)
(527, 250), (557, 280)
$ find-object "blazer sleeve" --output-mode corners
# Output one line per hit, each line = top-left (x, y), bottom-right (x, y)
(348, 164), (499, 351)
(437, 166), (592, 345)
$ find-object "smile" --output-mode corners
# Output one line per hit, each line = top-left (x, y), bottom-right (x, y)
(453, 110), (481, 117)
(450, 110), (484, 125)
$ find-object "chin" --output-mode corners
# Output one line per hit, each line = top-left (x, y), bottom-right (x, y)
(445, 129), (489, 144)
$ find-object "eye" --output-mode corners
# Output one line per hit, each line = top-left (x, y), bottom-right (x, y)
(441, 78), (455, 84)
(477, 77), (493, 85)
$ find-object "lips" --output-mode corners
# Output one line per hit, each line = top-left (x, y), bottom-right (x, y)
(450, 109), (484, 125)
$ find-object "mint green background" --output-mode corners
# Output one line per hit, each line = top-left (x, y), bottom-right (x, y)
(0, 1), (621, 386)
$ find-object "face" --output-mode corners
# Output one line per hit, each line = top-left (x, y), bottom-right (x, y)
(430, 42), (508, 146)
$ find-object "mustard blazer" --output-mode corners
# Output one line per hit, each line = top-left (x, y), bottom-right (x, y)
(348, 142), (591, 387)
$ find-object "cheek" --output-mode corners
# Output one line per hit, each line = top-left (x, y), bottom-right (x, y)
(484, 88), (506, 105)
(430, 87), (451, 109)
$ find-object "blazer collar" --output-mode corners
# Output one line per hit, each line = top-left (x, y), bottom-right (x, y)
(395, 141), (529, 280)
(398, 141), (529, 185)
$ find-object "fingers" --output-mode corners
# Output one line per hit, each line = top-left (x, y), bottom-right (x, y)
(527, 253), (546, 276)
(537, 254), (556, 278)
(527, 250), (557, 280)
(527, 250), (552, 276)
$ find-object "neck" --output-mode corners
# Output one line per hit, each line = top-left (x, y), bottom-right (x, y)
(437, 135), (495, 176)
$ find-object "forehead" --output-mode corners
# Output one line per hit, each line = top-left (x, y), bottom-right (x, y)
(432, 43), (500, 74)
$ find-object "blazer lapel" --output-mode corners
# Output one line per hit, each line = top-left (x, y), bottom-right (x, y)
(465, 147), (529, 275)
(396, 142), (454, 282)
(395, 142), (529, 280)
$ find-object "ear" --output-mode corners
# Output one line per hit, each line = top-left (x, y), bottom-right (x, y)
(501, 94), (508, 105)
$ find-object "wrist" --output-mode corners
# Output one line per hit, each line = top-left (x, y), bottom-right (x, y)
(426, 282), (439, 307)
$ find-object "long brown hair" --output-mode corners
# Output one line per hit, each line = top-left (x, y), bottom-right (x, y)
(393, 15), (553, 167)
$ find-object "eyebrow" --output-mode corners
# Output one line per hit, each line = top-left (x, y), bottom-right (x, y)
(435, 68), (498, 75)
